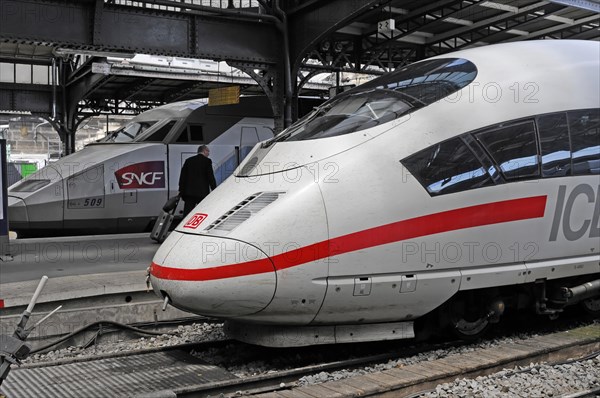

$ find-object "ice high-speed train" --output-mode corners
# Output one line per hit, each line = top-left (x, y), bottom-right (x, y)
(150, 40), (600, 347)
(7, 97), (274, 237)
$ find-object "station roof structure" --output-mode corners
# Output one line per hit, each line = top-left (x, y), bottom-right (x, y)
(0, 0), (598, 115)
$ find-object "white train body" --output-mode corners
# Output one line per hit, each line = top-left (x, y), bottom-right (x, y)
(7, 98), (274, 236)
(110, 55), (243, 76)
(150, 40), (600, 346)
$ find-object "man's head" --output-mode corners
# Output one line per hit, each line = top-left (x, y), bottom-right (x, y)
(198, 145), (210, 156)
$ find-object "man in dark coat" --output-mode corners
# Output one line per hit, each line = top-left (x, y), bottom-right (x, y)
(179, 145), (217, 216)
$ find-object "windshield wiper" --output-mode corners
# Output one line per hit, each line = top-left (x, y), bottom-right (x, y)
(261, 105), (330, 148)
(377, 88), (427, 107)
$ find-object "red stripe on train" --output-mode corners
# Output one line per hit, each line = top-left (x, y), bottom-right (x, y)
(151, 195), (547, 281)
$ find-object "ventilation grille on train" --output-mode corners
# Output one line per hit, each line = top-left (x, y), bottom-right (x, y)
(205, 191), (285, 233)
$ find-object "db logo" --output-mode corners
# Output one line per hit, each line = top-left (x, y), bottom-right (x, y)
(184, 213), (208, 229)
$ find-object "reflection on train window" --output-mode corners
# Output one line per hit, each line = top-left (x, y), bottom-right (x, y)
(402, 138), (494, 196)
(538, 113), (571, 178)
(403, 109), (598, 196)
(475, 122), (539, 181)
(268, 58), (477, 143)
(568, 109), (600, 175)
(188, 125), (204, 142)
(277, 91), (414, 141)
(110, 121), (157, 143)
(142, 121), (177, 142)
(462, 134), (502, 183)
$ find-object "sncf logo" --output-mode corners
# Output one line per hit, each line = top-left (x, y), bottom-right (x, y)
(184, 213), (208, 229)
(115, 161), (165, 189)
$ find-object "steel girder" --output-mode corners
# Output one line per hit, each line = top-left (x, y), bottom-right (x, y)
(0, 0), (288, 137)
(286, 0), (386, 72)
(547, 0), (600, 12)
(0, 0), (280, 64)
(78, 98), (162, 116)
(291, 0), (599, 74)
(356, 0), (482, 52)
(430, 2), (550, 42)
(288, 0), (486, 75)
(0, 83), (52, 114)
(503, 14), (600, 42)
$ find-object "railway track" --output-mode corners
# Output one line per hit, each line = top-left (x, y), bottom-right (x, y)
(8, 337), (464, 396)
(559, 388), (600, 398)
(25, 316), (219, 358)
(178, 339), (470, 397)
(2, 321), (598, 398)
(175, 324), (600, 398)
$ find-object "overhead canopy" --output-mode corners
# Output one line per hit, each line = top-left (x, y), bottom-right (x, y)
(0, 0), (598, 115)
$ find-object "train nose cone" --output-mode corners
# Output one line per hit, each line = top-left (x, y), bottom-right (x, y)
(149, 232), (276, 318)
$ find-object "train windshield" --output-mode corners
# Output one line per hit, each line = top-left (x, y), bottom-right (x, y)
(105, 121), (158, 143)
(269, 58), (477, 143)
(10, 179), (51, 193)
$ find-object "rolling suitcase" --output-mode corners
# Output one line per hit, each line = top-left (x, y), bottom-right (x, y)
(150, 196), (180, 243)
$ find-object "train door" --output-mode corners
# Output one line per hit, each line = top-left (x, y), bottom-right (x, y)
(168, 123), (202, 218)
(167, 145), (196, 218)
(209, 126), (258, 183)
(212, 125), (271, 184)
(64, 164), (114, 231)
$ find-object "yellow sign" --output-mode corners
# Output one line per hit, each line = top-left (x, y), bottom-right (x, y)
(208, 86), (240, 106)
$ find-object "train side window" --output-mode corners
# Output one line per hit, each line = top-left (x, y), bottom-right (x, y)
(537, 113), (571, 178)
(462, 134), (502, 184)
(189, 125), (204, 142)
(143, 120), (177, 142)
(568, 109), (600, 175)
(475, 122), (539, 181)
(175, 128), (189, 143)
(402, 137), (494, 196)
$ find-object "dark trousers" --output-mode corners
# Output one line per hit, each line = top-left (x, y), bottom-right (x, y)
(182, 196), (205, 217)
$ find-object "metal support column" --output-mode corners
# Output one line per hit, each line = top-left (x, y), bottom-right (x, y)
(0, 139), (10, 260)
(231, 63), (286, 134)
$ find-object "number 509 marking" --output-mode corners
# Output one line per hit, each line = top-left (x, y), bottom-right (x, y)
(84, 198), (103, 207)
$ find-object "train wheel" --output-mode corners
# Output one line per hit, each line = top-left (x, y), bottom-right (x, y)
(447, 300), (490, 340)
(450, 316), (490, 339)
(580, 296), (600, 318)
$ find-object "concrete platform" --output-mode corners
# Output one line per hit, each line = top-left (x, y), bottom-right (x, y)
(1, 233), (159, 284)
(0, 270), (148, 308)
(1, 232), (160, 309)
(0, 233), (192, 343)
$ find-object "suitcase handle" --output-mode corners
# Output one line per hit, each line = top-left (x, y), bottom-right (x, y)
(162, 195), (181, 212)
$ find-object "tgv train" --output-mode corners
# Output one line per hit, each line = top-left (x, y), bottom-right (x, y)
(7, 97), (274, 237)
(150, 40), (600, 347)
(108, 54), (244, 77)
